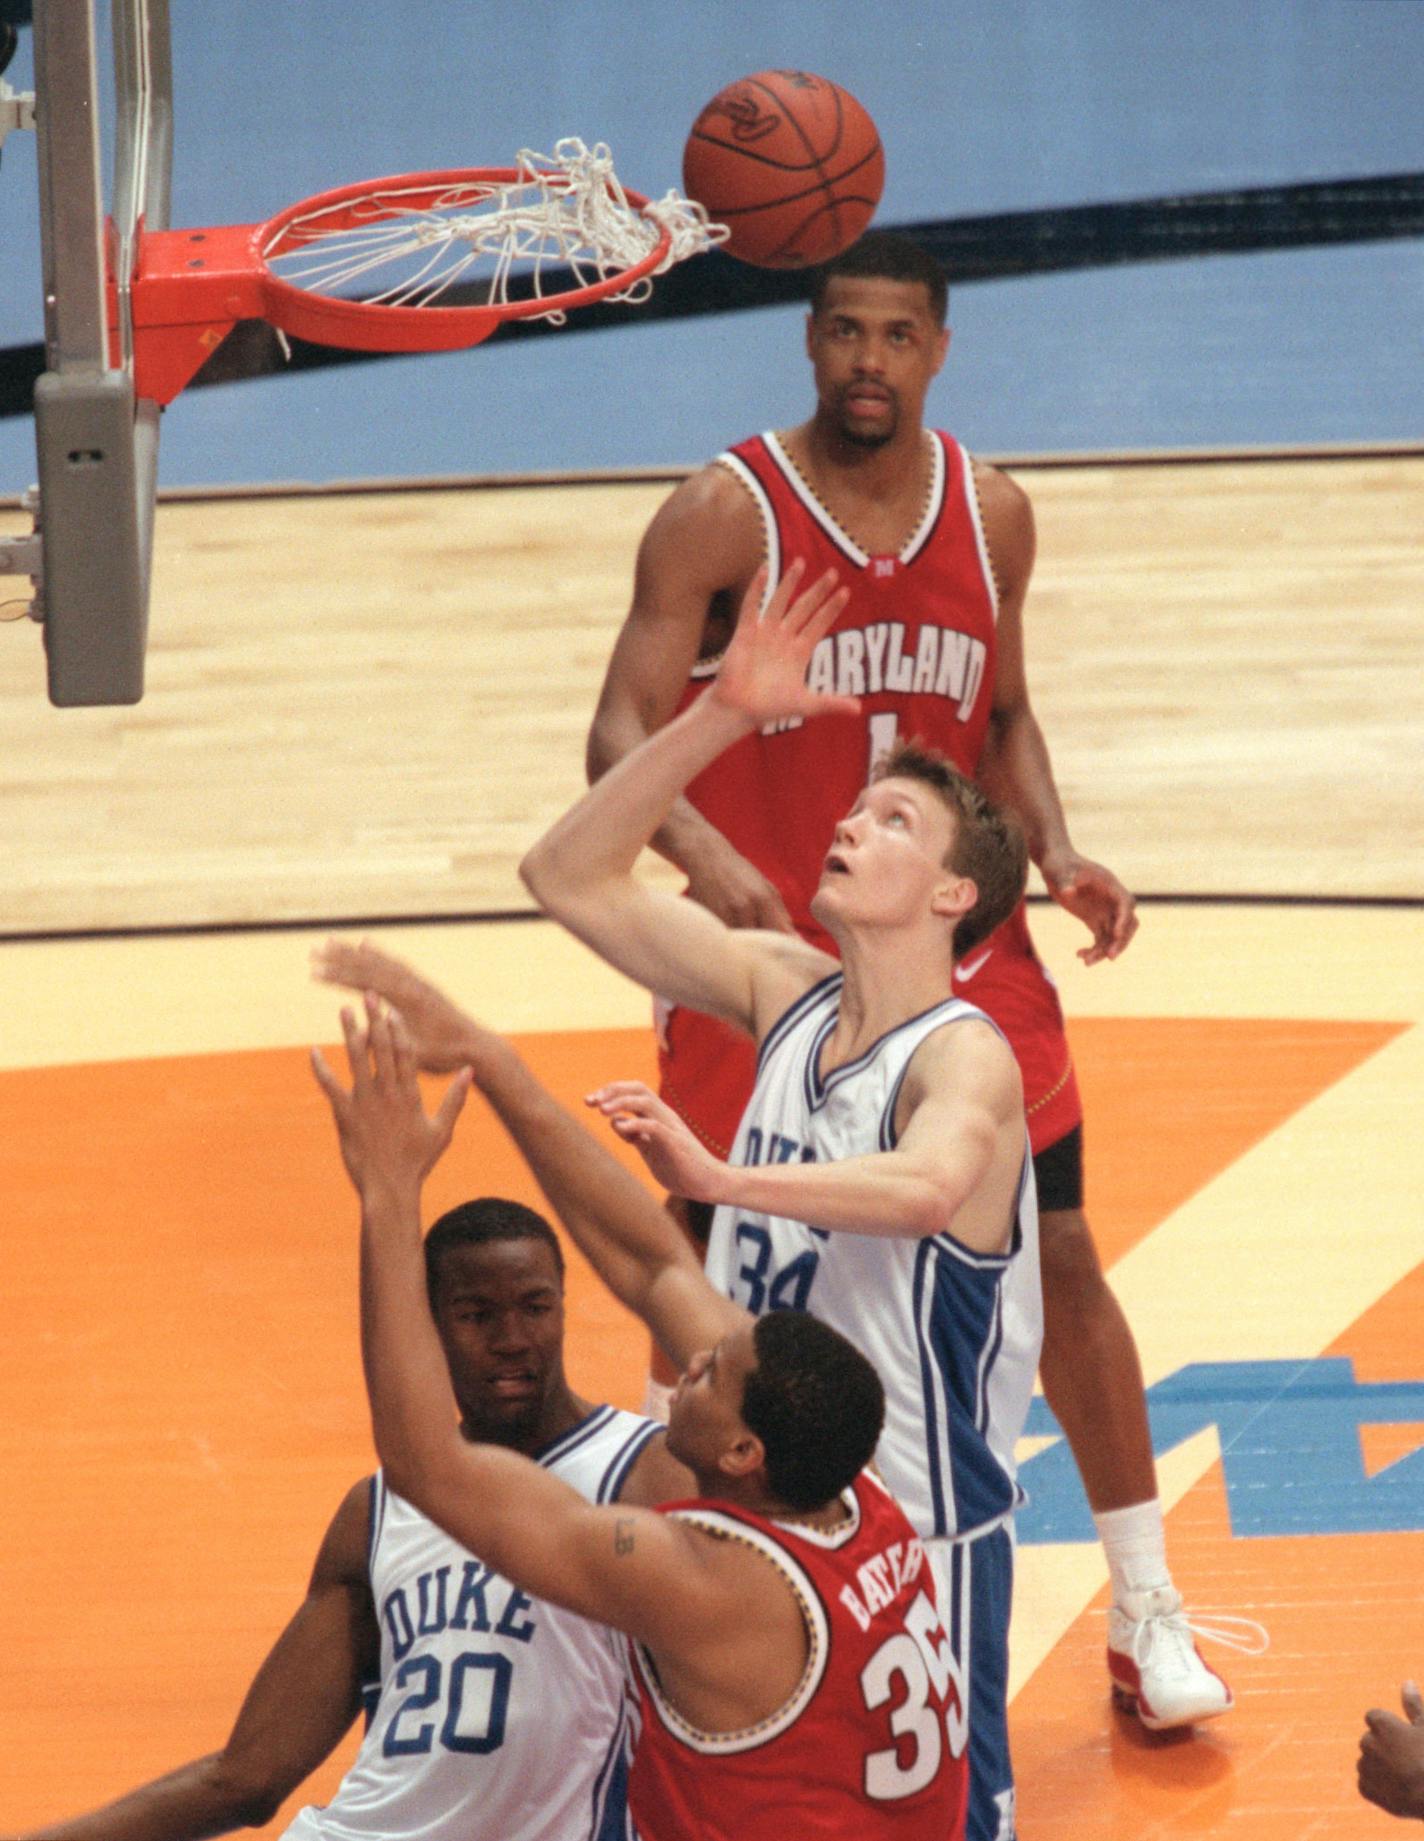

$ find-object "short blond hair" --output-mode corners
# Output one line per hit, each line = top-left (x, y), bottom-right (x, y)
(874, 741), (1028, 957)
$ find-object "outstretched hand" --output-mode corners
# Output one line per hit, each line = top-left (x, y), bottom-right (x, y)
(710, 559), (859, 730)
(313, 937), (508, 1079)
(586, 1080), (727, 1205)
(312, 995), (471, 1198)
(1040, 848), (1139, 965)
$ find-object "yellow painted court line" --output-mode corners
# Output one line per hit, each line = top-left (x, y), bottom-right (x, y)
(0, 920), (653, 1071)
(1012, 1428), (1225, 1696)
(1011, 1022), (1424, 1696)
(2, 905), (1418, 1071)
(1033, 902), (1422, 1024)
(1112, 1023), (1424, 1380)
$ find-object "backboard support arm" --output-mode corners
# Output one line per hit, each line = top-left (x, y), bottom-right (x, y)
(24, 0), (173, 706)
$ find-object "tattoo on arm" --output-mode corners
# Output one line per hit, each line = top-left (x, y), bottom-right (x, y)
(614, 1517), (637, 1556)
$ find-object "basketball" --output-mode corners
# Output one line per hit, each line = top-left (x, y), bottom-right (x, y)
(682, 70), (885, 269)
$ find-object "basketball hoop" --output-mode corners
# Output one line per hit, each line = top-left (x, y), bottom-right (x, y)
(119, 140), (726, 405)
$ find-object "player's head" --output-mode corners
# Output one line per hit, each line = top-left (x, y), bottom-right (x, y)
(425, 1199), (572, 1449)
(878, 741), (1027, 956)
(805, 233), (950, 450)
(810, 231), (949, 327)
(667, 1312), (885, 1513)
(811, 741), (1027, 959)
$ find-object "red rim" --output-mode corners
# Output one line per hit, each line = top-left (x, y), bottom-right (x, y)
(252, 167), (672, 354)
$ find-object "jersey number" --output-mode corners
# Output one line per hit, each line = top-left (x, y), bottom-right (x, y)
(860, 1590), (967, 1801)
(867, 711), (899, 781)
(734, 1222), (819, 1313)
(382, 1651), (513, 1757)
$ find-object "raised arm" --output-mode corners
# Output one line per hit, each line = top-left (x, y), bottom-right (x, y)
(588, 467), (798, 933)
(310, 1003), (778, 1665)
(23, 1483), (377, 1841)
(311, 937), (745, 1368)
(587, 1017), (1024, 1252)
(522, 559), (855, 1037)
(973, 460), (1138, 965)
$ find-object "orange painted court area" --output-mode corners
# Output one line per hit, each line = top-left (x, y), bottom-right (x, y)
(3, 1009), (1420, 1836)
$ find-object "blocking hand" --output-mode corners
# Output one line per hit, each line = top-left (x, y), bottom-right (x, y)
(710, 559), (859, 730)
(313, 938), (510, 1080)
(312, 996), (471, 1197)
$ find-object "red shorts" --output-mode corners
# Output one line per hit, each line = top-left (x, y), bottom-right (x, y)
(657, 903), (1081, 1160)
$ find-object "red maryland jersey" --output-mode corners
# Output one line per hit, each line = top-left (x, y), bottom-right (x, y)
(627, 1470), (967, 1841)
(661, 429), (1083, 1159)
(679, 428), (998, 949)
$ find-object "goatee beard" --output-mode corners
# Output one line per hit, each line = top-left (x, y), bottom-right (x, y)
(838, 420), (895, 450)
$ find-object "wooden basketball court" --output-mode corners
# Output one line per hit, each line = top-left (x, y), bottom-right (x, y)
(3, 459), (1422, 1837)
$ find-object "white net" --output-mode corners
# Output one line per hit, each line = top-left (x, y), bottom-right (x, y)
(263, 138), (726, 322)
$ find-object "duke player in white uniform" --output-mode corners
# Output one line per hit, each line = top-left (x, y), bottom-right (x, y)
(25, 1194), (690, 1841)
(697, 976), (1039, 1841)
(522, 560), (1042, 1841)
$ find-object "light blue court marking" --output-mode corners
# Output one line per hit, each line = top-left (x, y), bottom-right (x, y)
(1018, 1357), (1424, 1543)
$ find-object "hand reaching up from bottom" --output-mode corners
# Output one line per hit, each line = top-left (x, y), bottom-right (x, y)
(312, 995), (471, 1199)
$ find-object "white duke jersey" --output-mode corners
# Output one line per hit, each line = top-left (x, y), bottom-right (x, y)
(283, 1405), (660, 1841)
(705, 975), (1043, 1542)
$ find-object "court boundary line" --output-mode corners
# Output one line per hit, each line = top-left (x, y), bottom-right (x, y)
(2, 441), (1422, 513)
(2, 891), (1418, 950)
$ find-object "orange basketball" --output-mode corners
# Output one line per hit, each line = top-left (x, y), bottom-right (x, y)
(683, 69), (885, 269)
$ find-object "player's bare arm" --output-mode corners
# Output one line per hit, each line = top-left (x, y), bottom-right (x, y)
(587, 1017), (1022, 1251)
(312, 936), (743, 1378)
(22, 1483), (377, 1841)
(973, 458), (1139, 965)
(523, 560), (855, 1038)
(312, 1004), (811, 1734)
(587, 465), (798, 933)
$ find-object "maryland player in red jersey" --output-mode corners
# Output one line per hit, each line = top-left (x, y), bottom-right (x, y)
(588, 231), (1240, 1777)
(630, 1471), (967, 1841)
(653, 424), (1079, 1175)
(310, 969), (966, 1841)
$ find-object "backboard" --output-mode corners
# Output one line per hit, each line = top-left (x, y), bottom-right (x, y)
(0, 1), (716, 707)
(0, 0), (170, 705)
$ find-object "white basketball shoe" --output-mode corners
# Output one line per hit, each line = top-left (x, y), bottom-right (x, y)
(1108, 1587), (1259, 1731)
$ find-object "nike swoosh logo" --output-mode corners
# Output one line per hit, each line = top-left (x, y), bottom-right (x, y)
(954, 949), (993, 983)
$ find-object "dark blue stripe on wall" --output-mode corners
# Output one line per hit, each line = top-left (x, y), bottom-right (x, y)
(3, 171), (1422, 416)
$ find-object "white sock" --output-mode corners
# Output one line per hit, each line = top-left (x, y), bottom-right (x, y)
(1093, 1499), (1172, 1605)
(643, 1376), (674, 1425)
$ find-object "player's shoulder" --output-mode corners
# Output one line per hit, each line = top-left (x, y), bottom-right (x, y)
(657, 453), (763, 529)
(311, 1475), (378, 1589)
(968, 454), (1034, 533)
(965, 455), (1035, 595)
(912, 1007), (1023, 1110)
(618, 1427), (696, 1509)
(541, 1403), (665, 1499)
(334, 1474), (376, 1537)
(637, 456), (766, 600)
(747, 932), (841, 1040)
